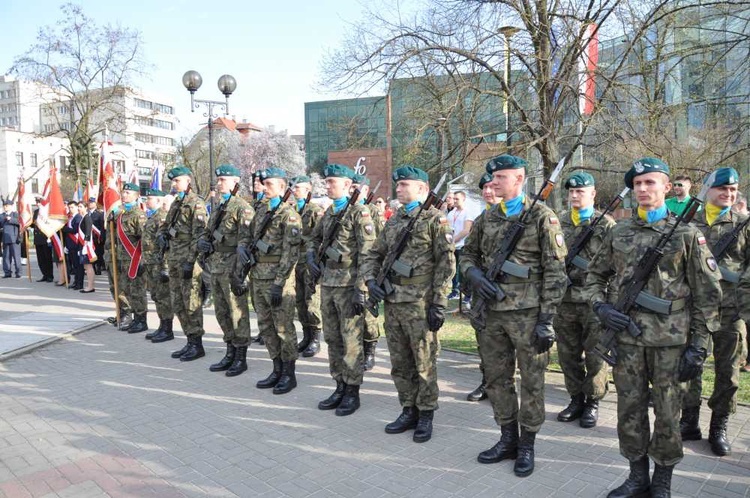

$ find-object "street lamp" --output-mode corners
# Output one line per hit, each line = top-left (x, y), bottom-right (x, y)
(182, 70), (237, 189)
(498, 26), (520, 150)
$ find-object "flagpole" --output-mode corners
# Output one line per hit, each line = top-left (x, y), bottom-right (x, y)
(109, 219), (121, 325)
(25, 231), (32, 282)
(60, 232), (69, 287)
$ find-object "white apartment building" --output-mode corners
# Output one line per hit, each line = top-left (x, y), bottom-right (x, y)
(0, 130), (68, 200)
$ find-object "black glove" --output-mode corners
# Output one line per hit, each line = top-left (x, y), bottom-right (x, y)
(352, 289), (365, 316)
(159, 269), (170, 283)
(270, 284), (283, 307)
(236, 245), (252, 268)
(466, 266), (500, 301)
(306, 251), (321, 281)
(532, 312), (556, 354)
(367, 279), (386, 302)
(593, 302), (631, 332)
(181, 262), (193, 279)
(197, 238), (213, 254)
(156, 234), (168, 250)
(427, 304), (446, 332)
(678, 345), (707, 382)
(231, 276), (248, 296)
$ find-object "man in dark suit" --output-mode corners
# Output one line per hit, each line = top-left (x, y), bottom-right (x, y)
(62, 200), (83, 289)
(0, 199), (22, 278)
(88, 197), (105, 274)
(32, 200), (54, 282)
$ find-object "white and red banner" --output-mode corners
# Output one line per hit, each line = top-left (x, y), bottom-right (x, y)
(16, 176), (32, 231)
(35, 166), (67, 239)
(579, 22), (599, 116)
(97, 140), (122, 217)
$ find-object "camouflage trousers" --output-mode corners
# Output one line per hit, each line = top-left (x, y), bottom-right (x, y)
(253, 277), (298, 362)
(613, 343), (684, 466)
(104, 248), (129, 314)
(683, 311), (746, 415)
(479, 308), (548, 432)
(145, 264), (173, 320)
(294, 263), (321, 330)
(555, 301), (609, 400)
(118, 259), (147, 315)
(167, 260), (204, 338)
(384, 301), (439, 411)
(363, 301), (381, 344)
(321, 286), (364, 385)
(212, 270), (251, 347)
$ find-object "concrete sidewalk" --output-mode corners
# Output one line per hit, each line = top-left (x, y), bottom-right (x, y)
(0, 259), (748, 497)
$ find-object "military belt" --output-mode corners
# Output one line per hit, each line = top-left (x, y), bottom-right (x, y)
(256, 255), (281, 263)
(174, 233), (191, 240)
(635, 292), (687, 315)
(215, 245), (237, 253)
(568, 276), (586, 287)
(496, 273), (543, 284)
(389, 273), (432, 286)
(325, 260), (353, 269)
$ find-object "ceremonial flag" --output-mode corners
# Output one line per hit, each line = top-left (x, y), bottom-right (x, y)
(16, 176), (32, 231)
(150, 164), (162, 191)
(97, 140), (121, 217)
(579, 22), (599, 116)
(83, 178), (97, 203)
(72, 180), (83, 203)
(35, 166), (67, 238)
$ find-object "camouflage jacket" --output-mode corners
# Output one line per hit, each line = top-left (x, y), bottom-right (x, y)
(142, 207), (168, 268)
(308, 201), (376, 289)
(560, 209), (616, 304)
(460, 198), (568, 315)
(201, 196), (254, 274)
(362, 205), (455, 306)
(365, 202), (385, 237)
(239, 199), (301, 285)
(115, 207), (147, 262)
(296, 200), (325, 264)
(158, 191), (207, 265)
(585, 213), (722, 348)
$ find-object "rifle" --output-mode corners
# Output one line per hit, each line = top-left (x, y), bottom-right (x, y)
(708, 214), (750, 284)
(433, 171), (470, 210)
(198, 182), (240, 268)
(364, 180), (382, 205)
(468, 158), (566, 330)
(365, 173), (448, 317)
(565, 187), (630, 275)
(158, 183), (191, 262)
(592, 171), (716, 366)
(307, 188), (362, 294)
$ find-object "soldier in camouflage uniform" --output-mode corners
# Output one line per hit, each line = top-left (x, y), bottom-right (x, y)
(115, 183), (149, 334)
(461, 155), (567, 476)
(249, 170), (266, 344)
(292, 176), (324, 357)
(237, 168), (302, 394)
(197, 165), (255, 377)
(585, 158), (721, 497)
(143, 190), (175, 343)
(104, 206), (132, 329)
(362, 166), (455, 442)
(555, 172), (614, 429)
(156, 166), (208, 362)
(466, 173), (500, 402)
(682, 167), (748, 457)
(352, 173), (384, 371)
(308, 165), (376, 416)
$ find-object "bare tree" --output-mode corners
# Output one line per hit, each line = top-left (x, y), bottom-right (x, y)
(230, 128), (307, 188)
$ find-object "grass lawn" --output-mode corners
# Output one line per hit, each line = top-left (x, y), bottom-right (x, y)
(440, 311), (750, 405)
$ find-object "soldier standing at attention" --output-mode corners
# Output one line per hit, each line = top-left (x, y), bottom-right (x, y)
(116, 183), (148, 334)
(681, 167), (748, 457)
(461, 155), (567, 477)
(362, 166), (455, 442)
(249, 170), (266, 344)
(555, 172), (614, 428)
(352, 173), (384, 371)
(144, 190), (175, 343)
(292, 175), (324, 357)
(585, 158), (721, 497)
(308, 165), (376, 416)
(157, 166), (208, 362)
(237, 168), (301, 394)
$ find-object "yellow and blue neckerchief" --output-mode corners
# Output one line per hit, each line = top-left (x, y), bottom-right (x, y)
(500, 194), (524, 217)
(571, 206), (594, 226)
(705, 203), (730, 226)
(637, 204), (668, 224)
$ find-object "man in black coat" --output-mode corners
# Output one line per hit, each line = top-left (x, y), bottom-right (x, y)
(32, 200), (54, 282)
(88, 197), (105, 274)
(0, 199), (22, 278)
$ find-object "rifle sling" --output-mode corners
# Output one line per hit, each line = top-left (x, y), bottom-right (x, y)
(389, 273), (432, 286)
(256, 255), (281, 263)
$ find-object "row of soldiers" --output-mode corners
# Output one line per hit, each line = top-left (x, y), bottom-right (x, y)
(106, 156), (746, 498)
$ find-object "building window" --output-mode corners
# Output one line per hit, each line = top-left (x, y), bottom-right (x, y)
(30, 153), (38, 167)
(31, 178), (39, 194)
(136, 149), (155, 160)
(113, 160), (126, 174)
(16, 151), (23, 167)
(59, 156), (67, 170)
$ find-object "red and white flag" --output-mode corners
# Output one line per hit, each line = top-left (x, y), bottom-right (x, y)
(16, 176), (32, 231)
(97, 140), (121, 217)
(35, 166), (67, 239)
(579, 22), (599, 116)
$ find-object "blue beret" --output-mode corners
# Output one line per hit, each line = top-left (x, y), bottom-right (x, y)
(323, 164), (355, 179)
(167, 165), (192, 180)
(215, 164), (241, 177)
(564, 172), (596, 189)
(352, 174), (371, 186)
(624, 157), (670, 188)
(392, 166), (429, 183)
(146, 188), (166, 197)
(122, 183), (140, 192)
(261, 167), (287, 180)
(478, 173), (493, 189)
(486, 154), (527, 174)
(708, 167), (739, 188)
(292, 175), (311, 184)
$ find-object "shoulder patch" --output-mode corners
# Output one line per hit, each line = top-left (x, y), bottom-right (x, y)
(197, 215), (204, 222)
(555, 233), (564, 247)
(439, 217), (448, 225)
(706, 257), (717, 271)
(289, 216), (298, 223)
(698, 235), (707, 245)
(445, 233), (453, 243)
(549, 217), (559, 225)
(361, 210), (370, 217)
(364, 224), (374, 234)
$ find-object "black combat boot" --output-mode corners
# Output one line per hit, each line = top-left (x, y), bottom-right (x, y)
(118, 313), (134, 331)
(273, 360), (297, 394)
(467, 375), (488, 402)
(127, 313), (148, 334)
(385, 407), (419, 434)
(226, 346), (248, 377)
(650, 464), (674, 498)
(297, 327), (311, 353)
(257, 357), (283, 388)
(680, 406), (702, 441)
(319, 380), (346, 410)
(335, 384), (360, 416)
(478, 423), (518, 463)
(252, 334), (265, 345)
(151, 319), (174, 343)
(580, 397), (600, 428)
(363, 341), (376, 371)
(145, 319), (165, 340)
(557, 392), (585, 422)
(708, 412), (731, 456)
(413, 410), (434, 443)
(607, 456), (650, 498)
(209, 343), (237, 372)
(179, 335), (205, 362)
(513, 428), (536, 477)
(303, 329), (321, 357)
